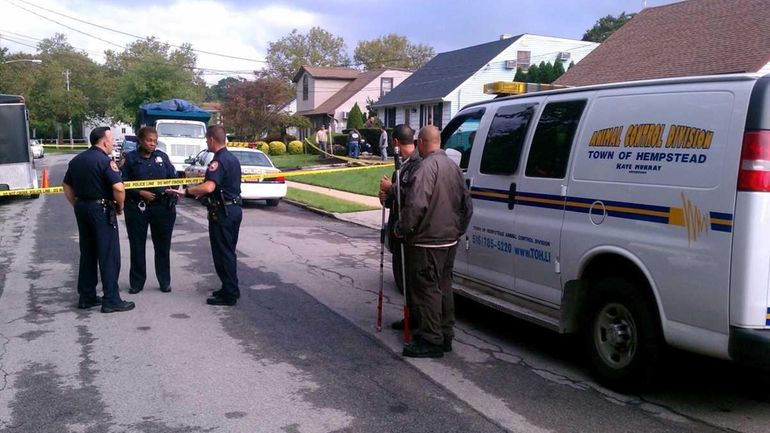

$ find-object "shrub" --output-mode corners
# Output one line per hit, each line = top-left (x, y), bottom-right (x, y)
(263, 133), (297, 143)
(331, 133), (347, 147)
(255, 141), (269, 154)
(269, 141), (287, 155)
(287, 140), (303, 154)
(332, 144), (347, 156)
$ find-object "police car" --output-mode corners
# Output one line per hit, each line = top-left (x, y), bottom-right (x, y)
(441, 73), (770, 389)
(184, 147), (286, 206)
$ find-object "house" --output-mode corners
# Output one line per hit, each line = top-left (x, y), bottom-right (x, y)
(293, 66), (412, 134)
(372, 34), (598, 130)
(555, 0), (770, 87)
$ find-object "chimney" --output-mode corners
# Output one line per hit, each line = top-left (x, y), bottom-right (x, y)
(500, 34), (512, 40)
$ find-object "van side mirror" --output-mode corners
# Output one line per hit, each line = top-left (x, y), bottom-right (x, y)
(184, 156), (195, 164)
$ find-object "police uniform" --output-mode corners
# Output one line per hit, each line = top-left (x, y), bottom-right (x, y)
(63, 147), (124, 307)
(204, 147), (242, 302)
(121, 149), (177, 292)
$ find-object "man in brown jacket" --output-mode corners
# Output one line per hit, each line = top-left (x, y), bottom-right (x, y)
(397, 125), (473, 358)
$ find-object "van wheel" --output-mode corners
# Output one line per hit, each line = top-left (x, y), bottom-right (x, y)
(585, 277), (661, 391)
(266, 198), (280, 207)
(30, 194), (40, 199)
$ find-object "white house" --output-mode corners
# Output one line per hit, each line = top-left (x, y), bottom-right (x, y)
(372, 34), (599, 130)
(293, 66), (412, 133)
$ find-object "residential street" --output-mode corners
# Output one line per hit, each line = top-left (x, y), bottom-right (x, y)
(1, 154), (770, 433)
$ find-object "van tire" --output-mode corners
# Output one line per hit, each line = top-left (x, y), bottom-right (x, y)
(585, 276), (661, 391)
(266, 198), (280, 207)
(30, 194), (40, 199)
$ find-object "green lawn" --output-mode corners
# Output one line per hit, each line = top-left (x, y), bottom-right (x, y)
(291, 165), (393, 197)
(286, 188), (378, 213)
(269, 153), (325, 169)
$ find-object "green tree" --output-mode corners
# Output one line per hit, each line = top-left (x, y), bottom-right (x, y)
(206, 77), (239, 102)
(582, 12), (636, 42)
(106, 37), (205, 122)
(526, 63), (541, 83)
(265, 27), (350, 84)
(346, 102), (364, 130)
(553, 60), (566, 78)
(353, 34), (434, 70)
(539, 61), (554, 83)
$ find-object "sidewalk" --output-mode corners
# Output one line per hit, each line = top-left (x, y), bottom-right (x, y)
(285, 181), (384, 230)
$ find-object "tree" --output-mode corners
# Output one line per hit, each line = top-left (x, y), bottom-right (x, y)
(582, 12), (636, 42)
(222, 77), (292, 140)
(514, 61), (567, 84)
(346, 103), (364, 130)
(206, 77), (239, 102)
(106, 37), (206, 122)
(353, 34), (435, 70)
(265, 27), (350, 83)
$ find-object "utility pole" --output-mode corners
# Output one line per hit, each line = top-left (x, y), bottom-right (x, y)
(63, 69), (73, 147)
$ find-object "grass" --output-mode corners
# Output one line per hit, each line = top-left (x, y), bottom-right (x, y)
(270, 153), (325, 169)
(286, 187), (378, 213)
(291, 165), (393, 197)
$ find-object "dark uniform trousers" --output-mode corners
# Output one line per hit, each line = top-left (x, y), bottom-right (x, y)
(75, 201), (121, 304)
(124, 200), (176, 290)
(209, 205), (242, 300)
(407, 244), (458, 346)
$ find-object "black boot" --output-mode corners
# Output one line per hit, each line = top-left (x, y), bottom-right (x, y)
(402, 338), (444, 358)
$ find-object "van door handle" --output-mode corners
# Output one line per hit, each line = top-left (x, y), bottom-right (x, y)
(508, 182), (516, 210)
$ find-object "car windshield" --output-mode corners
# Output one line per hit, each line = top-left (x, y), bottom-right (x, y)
(156, 123), (205, 138)
(231, 151), (272, 167)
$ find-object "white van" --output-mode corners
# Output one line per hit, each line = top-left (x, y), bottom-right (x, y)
(441, 73), (770, 389)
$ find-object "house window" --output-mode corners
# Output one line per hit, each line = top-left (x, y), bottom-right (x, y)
(302, 75), (308, 101)
(381, 77), (393, 96)
(517, 51), (531, 72)
(385, 107), (396, 128)
(421, 104), (435, 126)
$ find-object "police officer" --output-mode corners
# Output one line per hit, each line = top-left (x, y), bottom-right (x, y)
(168, 125), (242, 306)
(122, 126), (177, 294)
(62, 127), (135, 313)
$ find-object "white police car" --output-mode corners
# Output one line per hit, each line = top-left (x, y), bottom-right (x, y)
(184, 147), (286, 206)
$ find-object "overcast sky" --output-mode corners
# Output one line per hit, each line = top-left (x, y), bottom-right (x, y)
(0, 0), (682, 84)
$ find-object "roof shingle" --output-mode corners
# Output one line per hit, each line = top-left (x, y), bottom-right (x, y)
(556, 0), (770, 87)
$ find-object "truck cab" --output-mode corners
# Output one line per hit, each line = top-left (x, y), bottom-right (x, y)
(154, 119), (207, 173)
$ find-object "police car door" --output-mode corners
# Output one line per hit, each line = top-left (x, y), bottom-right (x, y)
(463, 101), (540, 295)
(514, 96), (589, 305)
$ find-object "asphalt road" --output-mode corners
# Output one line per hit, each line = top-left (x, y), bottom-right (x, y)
(1, 154), (769, 433)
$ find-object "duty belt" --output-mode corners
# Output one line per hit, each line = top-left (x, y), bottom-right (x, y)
(223, 197), (242, 206)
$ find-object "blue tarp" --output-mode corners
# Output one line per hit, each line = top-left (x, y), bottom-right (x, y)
(140, 99), (208, 113)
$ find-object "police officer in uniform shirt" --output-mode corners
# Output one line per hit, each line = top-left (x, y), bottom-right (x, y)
(121, 126), (177, 294)
(168, 125), (242, 306)
(62, 127), (135, 313)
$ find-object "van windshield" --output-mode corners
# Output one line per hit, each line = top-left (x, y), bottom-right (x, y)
(157, 123), (205, 138)
(442, 109), (484, 170)
(0, 104), (30, 164)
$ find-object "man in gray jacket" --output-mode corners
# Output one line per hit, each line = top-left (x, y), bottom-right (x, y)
(397, 125), (473, 358)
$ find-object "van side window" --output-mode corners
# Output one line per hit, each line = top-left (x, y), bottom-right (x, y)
(441, 109), (484, 170)
(479, 104), (536, 175)
(525, 100), (587, 179)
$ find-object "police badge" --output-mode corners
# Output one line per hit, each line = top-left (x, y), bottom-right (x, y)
(155, 156), (163, 166)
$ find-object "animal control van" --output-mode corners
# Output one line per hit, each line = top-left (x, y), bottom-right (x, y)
(441, 73), (770, 389)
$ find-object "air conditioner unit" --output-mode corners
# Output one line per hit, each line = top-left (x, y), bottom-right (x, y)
(341, 111), (349, 119)
(557, 52), (571, 61)
(504, 60), (518, 70)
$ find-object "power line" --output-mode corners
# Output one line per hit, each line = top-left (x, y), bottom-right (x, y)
(11, 0), (267, 63)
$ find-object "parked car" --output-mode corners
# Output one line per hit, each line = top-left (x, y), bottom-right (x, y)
(30, 139), (44, 158)
(184, 147), (286, 206)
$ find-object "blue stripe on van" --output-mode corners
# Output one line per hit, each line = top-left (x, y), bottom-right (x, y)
(469, 186), (733, 233)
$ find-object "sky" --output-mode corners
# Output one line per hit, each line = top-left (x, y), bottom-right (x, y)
(0, 0), (682, 84)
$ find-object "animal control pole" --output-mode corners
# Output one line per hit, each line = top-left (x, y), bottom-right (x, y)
(376, 185), (387, 331)
(394, 145), (411, 343)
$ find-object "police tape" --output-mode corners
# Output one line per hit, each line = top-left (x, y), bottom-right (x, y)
(0, 163), (394, 197)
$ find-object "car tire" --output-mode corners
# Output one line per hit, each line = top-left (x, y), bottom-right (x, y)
(266, 198), (280, 207)
(584, 276), (661, 391)
(30, 194), (40, 199)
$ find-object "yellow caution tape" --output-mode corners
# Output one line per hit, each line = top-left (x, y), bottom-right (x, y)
(0, 162), (393, 197)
